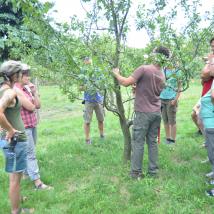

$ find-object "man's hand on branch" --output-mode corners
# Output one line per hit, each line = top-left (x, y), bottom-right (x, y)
(112, 68), (120, 76)
(79, 85), (86, 91)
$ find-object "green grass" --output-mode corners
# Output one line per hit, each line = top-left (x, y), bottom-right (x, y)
(1, 80), (214, 213)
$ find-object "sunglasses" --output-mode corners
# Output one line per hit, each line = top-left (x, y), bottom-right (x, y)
(22, 70), (30, 76)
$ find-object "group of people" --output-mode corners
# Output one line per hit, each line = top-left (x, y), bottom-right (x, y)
(113, 41), (214, 197)
(190, 38), (214, 196)
(1, 40), (214, 213)
(0, 61), (51, 214)
(84, 41), (214, 197)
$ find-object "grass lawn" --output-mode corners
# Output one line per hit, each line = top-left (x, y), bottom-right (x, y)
(0, 80), (214, 213)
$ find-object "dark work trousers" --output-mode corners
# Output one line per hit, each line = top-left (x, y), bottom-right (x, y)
(131, 111), (161, 177)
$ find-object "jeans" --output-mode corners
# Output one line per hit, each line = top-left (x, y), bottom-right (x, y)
(205, 128), (214, 178)
(25, 127), (40, 181)
(3, 141), (27, 173)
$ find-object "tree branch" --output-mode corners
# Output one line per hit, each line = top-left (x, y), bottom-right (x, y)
(123, 97), (134, 104)
(103, 89), (121, 117)
(119, 0), (130, 40)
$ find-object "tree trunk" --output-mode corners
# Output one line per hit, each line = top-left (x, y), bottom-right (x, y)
(114, 78), (131, 162)
(107, 0), (132, 162)
(119, 116), (131, 162)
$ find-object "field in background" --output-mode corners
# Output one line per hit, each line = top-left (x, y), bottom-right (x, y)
(0, 80), (214, 213)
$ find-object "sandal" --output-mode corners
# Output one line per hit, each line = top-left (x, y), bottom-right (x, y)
(35, 183), (53, 190)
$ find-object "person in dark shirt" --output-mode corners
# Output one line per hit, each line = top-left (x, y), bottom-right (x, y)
(113, 46), (169, 179)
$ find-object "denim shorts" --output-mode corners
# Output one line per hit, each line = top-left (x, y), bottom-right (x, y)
(3, 141), (27, 173)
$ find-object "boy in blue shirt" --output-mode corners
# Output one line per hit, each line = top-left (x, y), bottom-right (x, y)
(81, 57), (105, 144)
(160, 68), (181, 144)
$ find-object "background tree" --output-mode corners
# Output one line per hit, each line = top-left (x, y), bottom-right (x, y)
(0, 0), (23, 60)
(9, 0), (135, 162)
(137, 0), (214, 91)
(9, 0), (214, 162)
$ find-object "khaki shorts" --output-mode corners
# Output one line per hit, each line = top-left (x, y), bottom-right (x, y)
(83, 102), (104, 123)
(161, 99), (177, 125)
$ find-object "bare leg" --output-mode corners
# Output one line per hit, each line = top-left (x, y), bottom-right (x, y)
(164, 123), (170, 139)
(84, 123), (90, 140)
(197, 116), (205, 135)
(10, 173), (22, 214)
(191, 111), (203, 133)
(98, 121), (104, 136)
(170, 124), (176, 141)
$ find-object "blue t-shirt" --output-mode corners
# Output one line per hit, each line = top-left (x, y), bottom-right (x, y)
(84, 91), (103, 103)
(160, 69), (180, 100)
(200, 81), (214, 128)
(81, 65), (104, 103)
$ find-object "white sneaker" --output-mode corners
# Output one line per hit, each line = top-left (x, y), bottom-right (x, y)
(206, 179), (214, 185)
(206, 171), (214, 178)
(201, 158), (209, 164)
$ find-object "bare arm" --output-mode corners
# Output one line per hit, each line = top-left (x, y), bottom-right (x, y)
(14, 87), (35, 112)
(176, 81), (182, 100)
(112, 68), (136, 86)
(201, 64), (212, 81)
(201, 54), (214, 81)
(211, 88), (214, 104)
(33, 93), (41, 109)
(171, 80), (182, 106)
(29, 84), (41, 109)
(0, 89), (17, 140)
